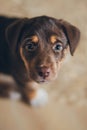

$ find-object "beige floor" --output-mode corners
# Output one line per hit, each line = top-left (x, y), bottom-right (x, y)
(0, 0), (87, 130)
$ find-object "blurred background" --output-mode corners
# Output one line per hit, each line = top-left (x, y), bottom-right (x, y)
(0, 0), (87, 130)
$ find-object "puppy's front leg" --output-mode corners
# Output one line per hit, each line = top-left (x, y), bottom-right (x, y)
(21, 82), (48, 107)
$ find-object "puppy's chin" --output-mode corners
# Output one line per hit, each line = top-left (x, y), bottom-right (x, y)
(36, 77), (57, 84)
(31, 74), (58, 84)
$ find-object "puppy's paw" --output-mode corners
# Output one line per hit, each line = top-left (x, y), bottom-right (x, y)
(9, 91), (22, 101)
(30, 88), (48, 107)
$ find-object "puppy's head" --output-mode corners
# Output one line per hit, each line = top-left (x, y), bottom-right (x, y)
(5, 16), (80, 83)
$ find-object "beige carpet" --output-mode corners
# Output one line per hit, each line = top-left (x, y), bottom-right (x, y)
(0, 0), (87, 130)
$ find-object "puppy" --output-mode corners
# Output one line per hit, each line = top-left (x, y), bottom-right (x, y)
(0, 15), (80, 106)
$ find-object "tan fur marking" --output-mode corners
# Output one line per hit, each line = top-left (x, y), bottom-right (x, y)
(24, 81), (39, 100)
(31, 35), (39, 43)
(20, 47), (29, 71)
(50, 35), (58, 44)
(23, 86), (37, 100)
(28, 90), (36, 99)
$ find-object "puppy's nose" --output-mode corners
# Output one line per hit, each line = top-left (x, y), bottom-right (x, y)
(38, 66), (50, 79)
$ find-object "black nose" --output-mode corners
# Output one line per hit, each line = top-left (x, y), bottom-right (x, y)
(38, 66), (50, 79)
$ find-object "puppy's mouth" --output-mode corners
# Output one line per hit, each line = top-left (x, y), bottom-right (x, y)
(34, 78), (52, 84)
(35, 75), (57, 84)
(36, 79), (49, 83)
(30, 68), (57, 84)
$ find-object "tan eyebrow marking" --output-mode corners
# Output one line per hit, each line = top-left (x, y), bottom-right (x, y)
(50, 35), (58, 44)
(31, 35), (39, 43)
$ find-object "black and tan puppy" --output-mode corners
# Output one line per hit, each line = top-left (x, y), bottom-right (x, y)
(0, 15), (80, 106)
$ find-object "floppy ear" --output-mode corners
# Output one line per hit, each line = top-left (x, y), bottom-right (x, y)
(5, 18), (28, 54)
(59, 19), (80, 56)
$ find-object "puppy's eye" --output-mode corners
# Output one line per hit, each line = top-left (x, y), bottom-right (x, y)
(25, 42), (38, 51)
(53, 43), (63, 52)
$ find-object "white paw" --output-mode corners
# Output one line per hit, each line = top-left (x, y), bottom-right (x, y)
(30, 88), (48, 107)
(9, 91), (22, 101)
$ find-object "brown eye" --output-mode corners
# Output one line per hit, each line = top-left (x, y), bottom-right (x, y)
(25, 42), (38, 51)
(53, 43), (63, 52)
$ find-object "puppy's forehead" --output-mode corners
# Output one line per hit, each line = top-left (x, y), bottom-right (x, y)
(26, 16), (60, 33)
(29, 18), (61, 37)
(23, 16), (67, 44)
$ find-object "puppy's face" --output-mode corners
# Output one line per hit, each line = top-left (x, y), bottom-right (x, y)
(20, 31), (67, 83)
(6, 16), (80, 83)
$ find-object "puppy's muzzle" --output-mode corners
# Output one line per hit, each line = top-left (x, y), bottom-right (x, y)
(37, 66), (50, 79)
